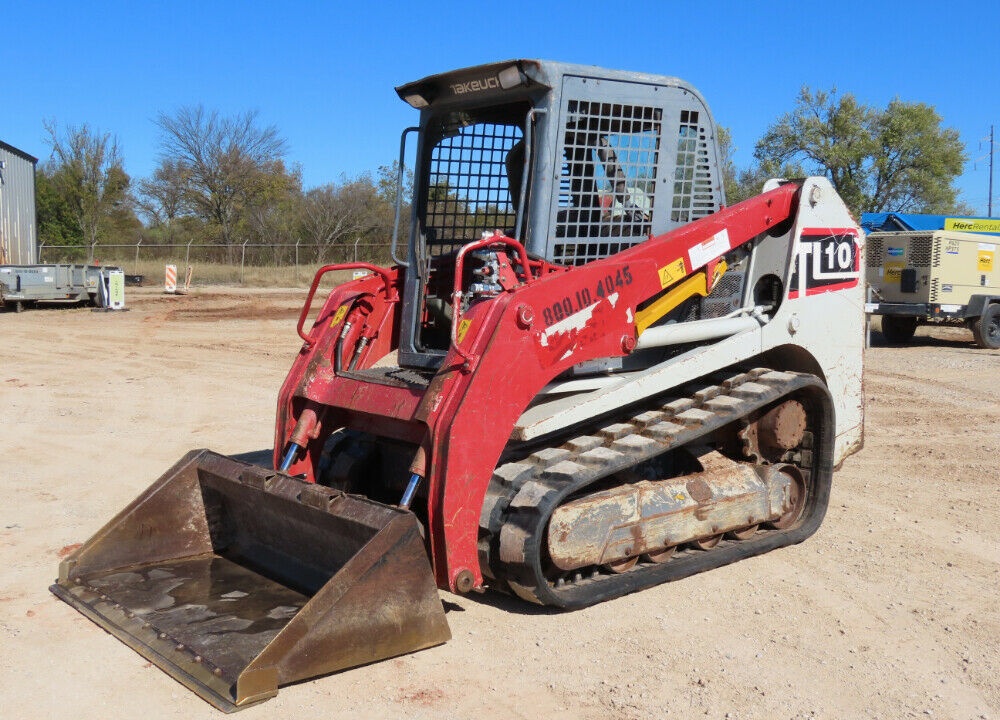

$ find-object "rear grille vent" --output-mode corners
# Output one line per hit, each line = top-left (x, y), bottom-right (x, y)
(866, 236), (883, 267)
(909, 235), (932, 268)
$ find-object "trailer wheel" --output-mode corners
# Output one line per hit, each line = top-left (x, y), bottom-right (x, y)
(972, 304), (1000, 349)
(880, 315), (917, 344)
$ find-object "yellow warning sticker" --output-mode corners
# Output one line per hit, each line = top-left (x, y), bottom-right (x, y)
(658, 258), (687, 288)
(885, 261), (905, 282)
(978, 250), (995, 272)
(457, 318), (473, 343)
(330, 305), (349, 326)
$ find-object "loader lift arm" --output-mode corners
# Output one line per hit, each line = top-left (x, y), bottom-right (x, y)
(273, 181), (804, 593)
(408, 181), (803, 592)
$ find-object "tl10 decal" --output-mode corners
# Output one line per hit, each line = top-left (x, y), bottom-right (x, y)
(788, 232), (860, 299)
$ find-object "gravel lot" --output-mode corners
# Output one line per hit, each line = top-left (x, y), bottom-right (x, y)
(2, 287), (997, 719)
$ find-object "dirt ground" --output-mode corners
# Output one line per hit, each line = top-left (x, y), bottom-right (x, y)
(1, 287), (997, 720)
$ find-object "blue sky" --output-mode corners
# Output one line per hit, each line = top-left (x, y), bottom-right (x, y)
(6, 1), (999, 214)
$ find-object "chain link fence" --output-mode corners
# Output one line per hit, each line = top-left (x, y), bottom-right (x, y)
(38, 239), (396, 286)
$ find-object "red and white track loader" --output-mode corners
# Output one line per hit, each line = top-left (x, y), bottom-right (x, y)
(52, 60), (865, 710)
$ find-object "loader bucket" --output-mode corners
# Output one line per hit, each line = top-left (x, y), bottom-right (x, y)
(50, 449), (451, 712)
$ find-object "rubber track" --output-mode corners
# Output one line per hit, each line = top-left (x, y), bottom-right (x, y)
(486, 368), (835, 609)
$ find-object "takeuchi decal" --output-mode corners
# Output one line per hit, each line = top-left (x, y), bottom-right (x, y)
(449, 76), (501, 95)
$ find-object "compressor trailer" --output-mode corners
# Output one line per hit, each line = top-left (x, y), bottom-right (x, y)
(865, 230), (1000, 348)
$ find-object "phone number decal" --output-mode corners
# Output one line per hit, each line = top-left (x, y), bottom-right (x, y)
(541, 265), (633, 327)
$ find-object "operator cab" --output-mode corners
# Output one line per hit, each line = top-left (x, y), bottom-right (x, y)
(392, 60), (727, 369)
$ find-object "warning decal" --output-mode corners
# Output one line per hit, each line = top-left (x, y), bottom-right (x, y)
(657, 258), (687, 288)
(330, 305), (349, 326)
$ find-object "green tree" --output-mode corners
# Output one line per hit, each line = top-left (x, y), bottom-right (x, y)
(43, 121), (133, 254)
(754, 88), (966, 216)
(733, 159), (807, 205)
(716, 126), (805, 206)
(36, 169), (82, 247)
(240, 161), (302, 254)
(376, 161), (414, 209)
(101, 165), (144, 245)
(716, 126), (741, 204)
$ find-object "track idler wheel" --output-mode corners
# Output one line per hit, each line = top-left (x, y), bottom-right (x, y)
(741, 399), (807, 463)
(768, 465), (807, 530)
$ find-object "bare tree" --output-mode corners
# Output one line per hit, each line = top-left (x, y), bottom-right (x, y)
(134, 159), (189, 240)
(299, 177), (385, 262)
(44, 121), (131, 255)
(154, 106), (288, 254)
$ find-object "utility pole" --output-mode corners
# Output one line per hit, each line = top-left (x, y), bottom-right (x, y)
(989, 125), (994, 217)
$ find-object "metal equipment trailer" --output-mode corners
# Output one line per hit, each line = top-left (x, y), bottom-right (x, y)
(865, 230), (1000, 348)
(0, 263), (110, 311)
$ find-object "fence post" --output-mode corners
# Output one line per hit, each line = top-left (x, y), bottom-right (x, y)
(89, 240), (98, 265)
(186, 239), (193, 267)
(38, 241), (46, 264)
(295, 239), (300, 283)
(240, 239), (249, 284)
(354, 237), (361, 263)
(135, 238), (142, 271)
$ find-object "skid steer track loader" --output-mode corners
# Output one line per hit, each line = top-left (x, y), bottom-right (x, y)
(52, 60), (865, 711)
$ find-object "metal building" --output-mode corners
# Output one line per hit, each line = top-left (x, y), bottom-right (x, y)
(0, 140), (39, 265)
